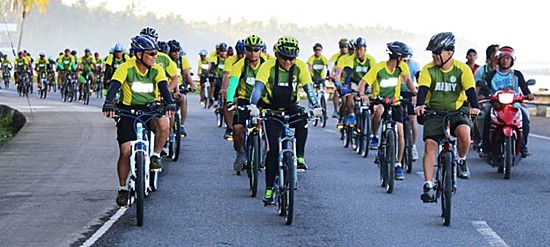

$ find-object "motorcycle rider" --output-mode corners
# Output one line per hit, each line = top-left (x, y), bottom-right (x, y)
(479, 46), (535, 158)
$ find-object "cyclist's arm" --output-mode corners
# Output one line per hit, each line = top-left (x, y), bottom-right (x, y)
(226, 76), (239, 103)
(416, 86), (429, 107)
(303, 83), (320, 107)
(168, 75), (179, 93)
(250, 81), (265, 105)
(343, 67), (353, 85)
(104, 65), (112, 81)
(158, 80), (174, 105)
(465, 87), (479, 109)
(183, 68), (196, 89)
(105, 80), (122, 103)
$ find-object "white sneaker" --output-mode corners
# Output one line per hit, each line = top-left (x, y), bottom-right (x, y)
(412, 146), (419, 161)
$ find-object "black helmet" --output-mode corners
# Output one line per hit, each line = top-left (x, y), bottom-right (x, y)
(386, 41), (409, 58)
(313, 43), (323, 51)
(426, 32), (455, 53)
(216, 42), (228, 51)
(167, 39), (181, 52)
(157, 41), (169, 54)
(355, 37), (367, 48)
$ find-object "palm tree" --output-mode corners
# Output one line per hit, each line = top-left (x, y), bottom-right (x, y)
(11, 0), (49, 51)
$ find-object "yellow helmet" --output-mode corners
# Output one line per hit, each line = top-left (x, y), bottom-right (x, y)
(244, 35), (264, 48)
(275, 36), (300, 58)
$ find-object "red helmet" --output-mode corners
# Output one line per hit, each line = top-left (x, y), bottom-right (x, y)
(497, 46), (515, 61)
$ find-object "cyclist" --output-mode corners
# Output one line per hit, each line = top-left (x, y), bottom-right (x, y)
(221, 39), (247, 140)
(358, 41), (417, 180)
(77, 48), (97, 100)
(334, 37), (376, 129)
(102, 35), (176, 207)
(14, 51), (30, 87)
(403, 47), (421, 161)
(1, 54), (12, 87)
(307, 43), (329, 90)
(479, 46), (535, 158)
(226, 34), (266, 171)
(414, 32), (480, 202)
(104, 43), (130, 95)
(466, 48), (480, 74)
(35, 53), (49, 91)
(328, 38), (349, 118)
(58, 48), (77, 87)
(208, 42), (228, 109)
(248, 36), (323, 205)
(197, 49), (210, 106)
(94, 52), (104, 90)
(167, 39), (198, 137)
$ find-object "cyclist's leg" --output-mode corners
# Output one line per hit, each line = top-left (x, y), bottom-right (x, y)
(180, 94), (187, 125)
(150, 116), (170, 154)
(116, 116), (137, 187)
(333, 90), (340, 116)
(265, 119), (283, 188)
(232, 106), (247, 153)
(372, 104), (384, 134)
(422, 116), (444, 182)
(451, 114), (472, 159)
(393, 106), (405, 164)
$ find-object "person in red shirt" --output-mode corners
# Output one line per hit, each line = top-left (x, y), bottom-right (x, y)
(466, 48), (480, 74)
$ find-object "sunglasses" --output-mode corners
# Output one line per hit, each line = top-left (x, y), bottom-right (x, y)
(280, 55), (296, 61)
(432, 51), (442, 56)
(314, 49), (322, 52)
(246, 47), (261, 52)
(339, 45), (348, 49)
(144, 50), (158, 56)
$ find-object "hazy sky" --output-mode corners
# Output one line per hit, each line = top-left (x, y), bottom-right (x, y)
(63, 0), (547, 66)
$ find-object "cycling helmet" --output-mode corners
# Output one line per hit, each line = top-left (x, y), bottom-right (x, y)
(262, 43), (267, 52)
(131, 35), (158, 52)
(39, 53), (45, 56)
(404, 46), (413, 60)
(338, 38), (348, 48)
(17, 51), (23, 56)
(71, 50), (77, 56)
(244, 35), (264, 48)
(109, 47), (114, 54)
(426, 32), (455, 52)
(348, 39), (355, 50)
(199, 49), (208, 56)
(140, 26), (159, 40)
(386, 41), (409, 58)
(167, 39), (181, 52)
(355, 37), (367, 48)
(497, 46), (515, 67)
(157, 41), (169, 54)
(235, 39), (246, 55)
(84, 48), (91, 53)
(313, 43), (323, 51)
(275, 36), (300, 58)
(113, 43), (124, 52)
(227, 46), (234, 56)
(216, 42), (228, 51)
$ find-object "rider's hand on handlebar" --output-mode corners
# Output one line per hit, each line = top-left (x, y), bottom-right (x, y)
(469, 108), (481, 116)
(312, 107), (324, 117)
(102, 100), (116, 118)
(526, 93), (535, 101)
(249, 104), (260, 117)
(360, 94), (369, 105)
(165, 103), (177, 118)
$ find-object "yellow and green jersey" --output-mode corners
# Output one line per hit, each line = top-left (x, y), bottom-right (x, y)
(155, 52), (178, 78)
(14, 57), (29, 71)
(35, 58), (49, 73)
(112, 59), (168, 106)
(209, 56), (226, 77)
(94, 57), (104, 71)
(177, 55), (192, 86)
(78, 55), (97, 73)
(198, 58), (210, 77)
(1, 58), (12, 70)
(364, 61), (410, 103)
(230, 57), (264, 100)
(307, 55), (329, 81)
(338, 53), (377, 83)
(223, 55), (241, 74)
(418, 59), (475, 112)
(58, 55), (76, 71)
(256, 59), (312, 107)
(105, 53), (131, 71)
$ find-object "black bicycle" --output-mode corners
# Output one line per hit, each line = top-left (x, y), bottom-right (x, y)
(238, 105), (263, 197)
(373, 97), (398, 194)
(401, 98), (414, 173)
(312, 79), (328, 128)
(352, 92), (372, 157)
(422, 109), (466, 226)
(3, 68), (10, 89)
(262, 110), (311, 225)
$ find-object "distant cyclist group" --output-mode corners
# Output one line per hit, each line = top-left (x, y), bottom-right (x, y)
(1, 27), (535, 227)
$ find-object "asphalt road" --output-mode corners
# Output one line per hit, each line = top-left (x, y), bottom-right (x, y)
(1, 86), (549, 247)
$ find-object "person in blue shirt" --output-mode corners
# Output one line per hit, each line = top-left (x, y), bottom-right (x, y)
(403, 46), (421, 161)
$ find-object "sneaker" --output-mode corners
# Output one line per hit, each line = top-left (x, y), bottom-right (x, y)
(297, 156), (308, 171)
(346, 114), (355, 126)
(208, 99), (214, 109)
(369, 135), (379, 150)
(457, 159), (470, 179)
(116, 190), (129, 207)
(180, 125), (187, 137)
(521, 150), (532, 158)
(150, 155), (162, 171)
(412, 146), (419, 161)
(233, 152), (246, 171)
(332, 111), (339, 118)
(420, 183), (436, 203)
(263, 187), (275, 205)
(224, 128), (233, 140)
(395, 164), (404, 180)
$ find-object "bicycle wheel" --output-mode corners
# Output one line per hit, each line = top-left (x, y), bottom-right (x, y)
(321, 94), (327, 128)
(216, 105), (224, 127)
(403, 120), (413, 173)
(361, 110), (371, 158)
(135, 151), (145, 227)
(386, 130), (395, 194)
(283, 151), (295, 225)
(171, 114), (181, 161)
(440, 151), (453, 226)
(344, 126), (352, 148)
(354, 115), (363, 154)
(503, 136), (514, 179)
(249, 133), (260, 197)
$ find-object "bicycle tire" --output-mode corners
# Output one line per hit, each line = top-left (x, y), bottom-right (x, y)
(504, 136), (514, 179)
(284, 151), (295, 225)
(321, 94), (327, 128)
(216, 106), (224, 128)
(441, 151), (453, 226)
(172, 114), (181, 161)
(386, 130), (395, 194)
(136, 151), (145, 227)
(354, 113), (363, 154)
(361, 110), (371, 158)
(249, 133), (260, 197)
(344, 126), (352, 148)
(404, 120), (413, 173)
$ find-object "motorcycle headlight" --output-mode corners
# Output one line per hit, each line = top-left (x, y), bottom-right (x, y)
(498, 92), (514, 104)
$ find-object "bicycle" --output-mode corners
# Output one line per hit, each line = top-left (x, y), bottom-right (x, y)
(2, 69), (10, 89)
(82, 73), (92, 105)
(421, 109), (467, 226)
(167, 91), (184, 162)
(261, 110), (311, 225)
(16, 71), (29, 97)
(352, 92), (372, 157)
(95, 72), (104, 98)
(62, 72), (76, 102)
(114, 104), (165, 226)
(401, 98), (415, 173)
(312, 79), (328, 128)
(373, 97), (399, 194)
(39, 71), (48, 99)
(235, 105), (263, 197)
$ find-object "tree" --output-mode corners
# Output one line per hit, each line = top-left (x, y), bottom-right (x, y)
(11, 0), (49, 51)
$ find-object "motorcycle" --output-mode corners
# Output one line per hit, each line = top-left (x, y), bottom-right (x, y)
(476, 79), (536, 179)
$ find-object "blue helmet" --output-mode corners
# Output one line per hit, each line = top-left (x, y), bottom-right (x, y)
(157, 41), (169, 54)
(131, 35), (158, 52)
(235, 39), (245, 55)
(113, 43), (124, 52)
(199, 49), (207, 56)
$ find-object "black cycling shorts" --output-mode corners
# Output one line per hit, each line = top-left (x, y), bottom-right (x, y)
(116, 105), (159, 145)
(233, 100), (251, 126)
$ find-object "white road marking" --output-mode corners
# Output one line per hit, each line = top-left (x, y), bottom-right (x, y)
(472, 221), (509, 247)
(324, 129), (338, 134)
(80, 208), (127, 247)
(530, 133), (550, 141)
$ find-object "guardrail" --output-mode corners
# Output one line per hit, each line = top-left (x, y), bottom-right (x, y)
(529, 91), (550, 117)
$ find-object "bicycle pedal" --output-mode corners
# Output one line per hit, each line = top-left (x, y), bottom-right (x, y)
(150, 168), (162, 172)
(119, 205), (128, 209)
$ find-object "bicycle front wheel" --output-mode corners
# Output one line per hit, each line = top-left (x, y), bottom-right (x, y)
(441, 151), (453, 226)
(249, 133), (260, 197)
(320, 94), (327, 128)
(135, 152), (145, 227)
(403, 120), (413, 173)
(361, 110), (371, 158)
(283, 151), (295, 225)
(171, 114), (181, 161)
(386, 130), (396, 194)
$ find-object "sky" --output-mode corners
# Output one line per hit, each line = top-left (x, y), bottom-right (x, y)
(61, 0), (548, 67)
